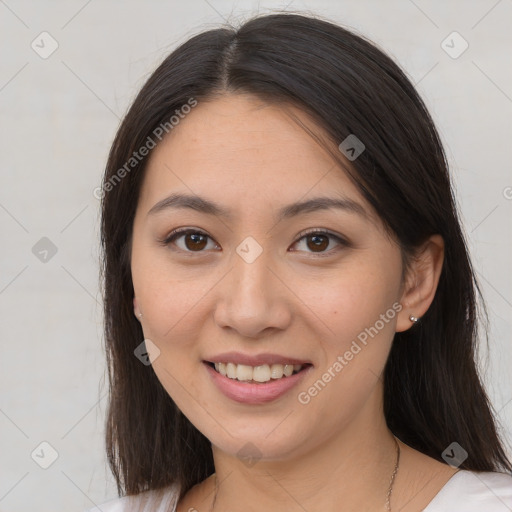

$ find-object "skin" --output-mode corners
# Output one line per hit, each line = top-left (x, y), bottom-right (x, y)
(130, 94), (457, 511)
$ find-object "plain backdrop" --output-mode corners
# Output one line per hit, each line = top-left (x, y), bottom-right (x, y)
(1, 1), (511, 511)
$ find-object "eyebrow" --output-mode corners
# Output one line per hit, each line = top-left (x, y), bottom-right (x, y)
(148, 192), (367, 221)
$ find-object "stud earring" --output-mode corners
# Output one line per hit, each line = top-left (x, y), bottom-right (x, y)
(409, 315), (419, 323)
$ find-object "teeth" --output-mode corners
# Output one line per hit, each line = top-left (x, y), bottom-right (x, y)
(236, 364), (253, 381)
(270, 364), (284, 379)
(226, 362), (237, 379)
(212, 362), (304, 382)
(253, 365), (271, 383)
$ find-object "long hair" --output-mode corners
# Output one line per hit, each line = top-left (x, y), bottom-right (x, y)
(99, 12), (512, 500)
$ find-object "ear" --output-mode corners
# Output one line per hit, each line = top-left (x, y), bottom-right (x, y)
(396, 235), (444, 332)
(133, 297), (142, 321)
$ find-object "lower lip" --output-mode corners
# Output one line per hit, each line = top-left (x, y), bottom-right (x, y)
(204, 363), (312, 405)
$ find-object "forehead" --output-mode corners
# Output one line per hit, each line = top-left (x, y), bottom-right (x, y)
(139, 93), (371, 218)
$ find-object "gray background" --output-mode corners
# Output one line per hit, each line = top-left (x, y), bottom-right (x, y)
(1, 1), (511, 511)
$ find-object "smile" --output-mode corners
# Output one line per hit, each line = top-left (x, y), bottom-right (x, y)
(211, 362), (306, 383)
(204, 359), (313, 404)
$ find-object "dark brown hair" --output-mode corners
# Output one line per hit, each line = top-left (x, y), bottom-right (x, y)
(99, 12), (512, 500)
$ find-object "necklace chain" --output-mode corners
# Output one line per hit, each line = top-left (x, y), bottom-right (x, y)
(386, 436), (401, 511)
(209, 436), (400, 512)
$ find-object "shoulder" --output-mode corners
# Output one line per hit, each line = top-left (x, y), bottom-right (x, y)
(424, 470), (512, 511)
(84, 484), (180, 512)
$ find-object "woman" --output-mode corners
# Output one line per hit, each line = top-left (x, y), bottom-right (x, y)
(90, 12), (512, 512)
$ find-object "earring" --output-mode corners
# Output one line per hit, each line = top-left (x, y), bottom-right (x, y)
(409, 315), (419, 323)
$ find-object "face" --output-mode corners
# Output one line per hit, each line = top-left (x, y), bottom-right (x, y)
(130, 94), (406, 461)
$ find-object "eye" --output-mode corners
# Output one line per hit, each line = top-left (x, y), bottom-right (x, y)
(291, 229), (348, 255)
(161, 228), (219, 252)
(160, 227), (349, 255)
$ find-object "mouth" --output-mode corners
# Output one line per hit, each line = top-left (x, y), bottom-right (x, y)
(204, 361), (312, 384)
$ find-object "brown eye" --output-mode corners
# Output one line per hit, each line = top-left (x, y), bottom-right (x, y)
(183, 232), (208, 251)
(306, 233), (330, 252)
(163, 229), (218, 252)
(292, 229), (348, 255)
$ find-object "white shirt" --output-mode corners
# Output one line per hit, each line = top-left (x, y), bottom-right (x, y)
(87, 470), (512, 511)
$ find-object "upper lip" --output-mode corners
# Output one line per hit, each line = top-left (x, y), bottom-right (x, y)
(205, 352), (312, 367)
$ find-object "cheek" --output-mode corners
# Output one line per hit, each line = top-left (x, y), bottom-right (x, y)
(299, 259), (401, 350)
(132, 248), (213, 342)
(140, 281), (210, 344)
(293, 265), (401, 423)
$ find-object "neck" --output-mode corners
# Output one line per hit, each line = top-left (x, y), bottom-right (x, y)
(210, 405), (399, 512)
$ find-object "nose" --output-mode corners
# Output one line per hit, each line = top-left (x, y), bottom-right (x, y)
(213, 247), (292, 339)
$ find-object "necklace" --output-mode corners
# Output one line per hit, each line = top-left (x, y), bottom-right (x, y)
(386, 436), (401, 511)
(208, 436), (401, 511)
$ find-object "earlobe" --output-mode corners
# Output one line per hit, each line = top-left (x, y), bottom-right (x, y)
(396, 235), (444, 332)
(133, 297), (143, 321)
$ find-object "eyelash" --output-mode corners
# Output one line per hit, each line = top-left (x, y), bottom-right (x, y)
(159, 227), (349, 257)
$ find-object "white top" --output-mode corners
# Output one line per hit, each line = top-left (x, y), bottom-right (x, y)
(87, 470), (512, 512)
